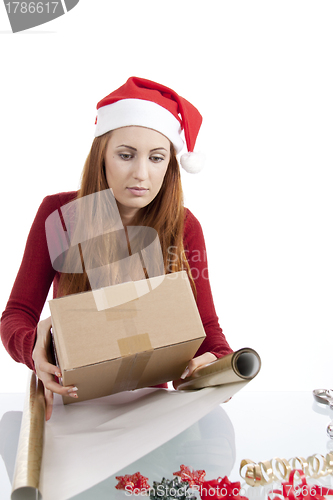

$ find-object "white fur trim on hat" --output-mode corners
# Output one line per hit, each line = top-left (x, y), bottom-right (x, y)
(95, 98), (184, 153)
(180, 152), (205, 173)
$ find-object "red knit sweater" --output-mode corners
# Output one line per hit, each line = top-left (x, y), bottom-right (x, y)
(0, 192), (232, 371)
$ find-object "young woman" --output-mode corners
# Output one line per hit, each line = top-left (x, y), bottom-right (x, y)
(0, 77), (232, 420)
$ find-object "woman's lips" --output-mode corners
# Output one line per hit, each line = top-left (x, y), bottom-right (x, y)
(127, 187), (148, 196)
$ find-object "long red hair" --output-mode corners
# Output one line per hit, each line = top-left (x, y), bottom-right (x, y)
(57, 131), (196, 297)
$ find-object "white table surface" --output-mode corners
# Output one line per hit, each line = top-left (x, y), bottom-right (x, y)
(1, 390), (333, 499)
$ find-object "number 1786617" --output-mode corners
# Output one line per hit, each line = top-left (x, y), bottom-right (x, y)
(5, 2), (59, 14)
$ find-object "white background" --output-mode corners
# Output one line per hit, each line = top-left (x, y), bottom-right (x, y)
(0, 1), (332, 393)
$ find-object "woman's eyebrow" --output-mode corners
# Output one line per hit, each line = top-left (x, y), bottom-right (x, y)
(116, 145), (168, 153)
(116, 144), (137, 151)
(150, 147), (168, 152)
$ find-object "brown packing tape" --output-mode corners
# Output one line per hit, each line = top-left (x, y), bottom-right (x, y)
(112, 333), (153, 393)
(112, 355), (138, 393)
(129, 350), (153, 391)
(112, 351), (153, 393)
(118, 332), (152, 356)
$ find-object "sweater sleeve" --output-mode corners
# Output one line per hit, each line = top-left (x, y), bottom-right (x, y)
(183, 209), (233, 358)
(0, 193), (74, 371)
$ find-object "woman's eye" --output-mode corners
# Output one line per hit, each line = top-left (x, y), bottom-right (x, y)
(119, 153), (133, 160)
(150, 156), (164, 163)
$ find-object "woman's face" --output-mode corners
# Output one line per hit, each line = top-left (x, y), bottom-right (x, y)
(104, 126), (171, 223)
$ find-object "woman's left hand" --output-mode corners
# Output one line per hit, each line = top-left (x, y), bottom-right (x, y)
(173, 352), (217, 390)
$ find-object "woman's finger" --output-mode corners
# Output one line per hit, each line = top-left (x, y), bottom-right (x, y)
(180, 360), (196, 378)
(43, 380), (78, 421)
(44, 385), (78, 421)
(37, 360), (62, 378)
(180, 352), (217, 379)
(174, 353), (219, 389)
(44, 387), (54, 421)
(44, 378), (78, 397)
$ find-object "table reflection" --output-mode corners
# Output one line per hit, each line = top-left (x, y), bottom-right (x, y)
(0, 403), (235, 499)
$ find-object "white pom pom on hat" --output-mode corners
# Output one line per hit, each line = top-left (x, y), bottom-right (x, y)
(180, 152), (206, 174)
(95, 76), (205, 173)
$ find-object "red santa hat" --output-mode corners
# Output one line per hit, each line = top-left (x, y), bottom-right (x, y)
(94, 76), (204, 173)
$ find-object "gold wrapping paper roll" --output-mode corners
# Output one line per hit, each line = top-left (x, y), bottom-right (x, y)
(11, 371), (45, 499)
(177, 348), (261, 390)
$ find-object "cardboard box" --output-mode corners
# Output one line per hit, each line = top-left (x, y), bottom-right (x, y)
(49, 271), (206, 404)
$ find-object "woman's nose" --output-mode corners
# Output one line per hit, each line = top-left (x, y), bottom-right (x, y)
(132, 157), (149, 181)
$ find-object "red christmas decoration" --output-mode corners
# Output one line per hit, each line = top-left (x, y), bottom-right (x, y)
(199, 476), (249, 500)
(268, 469), (333, 500)
(173, 464), (206, 486)
(115, 472), (150, 493)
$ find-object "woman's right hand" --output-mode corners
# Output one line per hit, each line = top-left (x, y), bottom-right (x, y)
(32, 316), (78, 421)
